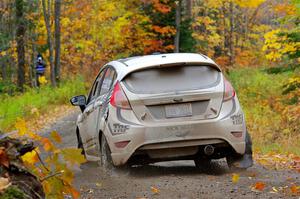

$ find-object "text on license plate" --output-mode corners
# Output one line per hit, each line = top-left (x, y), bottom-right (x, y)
(165, 103), (192, 118)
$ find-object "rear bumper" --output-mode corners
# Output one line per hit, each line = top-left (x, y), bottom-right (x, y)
(106, 99), (246, 166)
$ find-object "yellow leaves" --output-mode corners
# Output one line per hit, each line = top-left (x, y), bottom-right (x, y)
(61, 17), (71, 26)
(12, 117), (83, 198)
(192, 15), (222, 51)
(0, 51), (7, 57)
(21, 149), (39, 165)
(50, 131), (62, 143)
(232, 173), (240, 184)
(15, 118), (28, 136)
(38, 76), (48, 85)
(234, 0), (265, 8)
(61, 148), (86, 166)
(263, 29), (300, 61)
(255, 153), (300, 173)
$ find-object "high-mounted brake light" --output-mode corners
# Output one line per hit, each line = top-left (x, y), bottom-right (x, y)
(110, 81), (132, 110)
(223, 78), (236, 101)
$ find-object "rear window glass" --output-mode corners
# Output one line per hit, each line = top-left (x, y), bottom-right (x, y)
(123, 65), (220, 94)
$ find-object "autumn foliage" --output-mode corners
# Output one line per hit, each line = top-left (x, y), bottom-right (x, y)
(14, 119), (85, 198)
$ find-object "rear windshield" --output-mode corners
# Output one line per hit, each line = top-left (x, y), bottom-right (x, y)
(123, 65), (220, 94)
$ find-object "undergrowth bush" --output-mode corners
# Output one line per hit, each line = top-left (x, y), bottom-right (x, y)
(228, 67), (300, 155)
(0, 76), (86, 131)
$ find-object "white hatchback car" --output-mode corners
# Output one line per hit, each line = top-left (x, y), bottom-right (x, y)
(70, 53), (253, 169)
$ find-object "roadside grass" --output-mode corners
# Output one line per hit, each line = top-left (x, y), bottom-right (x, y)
(228, 67), (300, 155)
(0, 76), (86, 131)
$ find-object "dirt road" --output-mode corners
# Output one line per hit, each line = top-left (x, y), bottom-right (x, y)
(44, 111), (299, 199)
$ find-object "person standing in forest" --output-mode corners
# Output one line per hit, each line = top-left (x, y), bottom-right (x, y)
(35, 54), (46, 87)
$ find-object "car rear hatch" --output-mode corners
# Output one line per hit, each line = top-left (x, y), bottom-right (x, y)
(120, 64), (224, 124)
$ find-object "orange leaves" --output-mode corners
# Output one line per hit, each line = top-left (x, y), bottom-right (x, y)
(229, 172), (299, 196)
(41, 138), (55, 152)
(69, 187), (80, 199)
(252, 182), (266, 191)
(151, 0), (172, 13)
(152, 25), (176, 36)
(290, 185), (300, 195)
(291, 156), (300, 173)
(274, 3), (297, 16)
(255, 153), (300, 173)
(151, 186), (160, 194)
(0, 148), (9, 168)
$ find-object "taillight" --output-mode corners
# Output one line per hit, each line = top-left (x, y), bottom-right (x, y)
(223, 78), (236, 101)
(110, 81), (132, 110)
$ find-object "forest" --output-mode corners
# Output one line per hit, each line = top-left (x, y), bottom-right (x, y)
(0, 0), (299, 198)
(1, 0), (298, 151)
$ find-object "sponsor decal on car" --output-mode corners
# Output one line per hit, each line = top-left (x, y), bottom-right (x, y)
(112, 123), (130, 133)
(231, 114), (243, 125)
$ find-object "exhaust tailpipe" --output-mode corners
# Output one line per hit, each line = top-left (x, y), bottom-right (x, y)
(204, 145), (214, 156)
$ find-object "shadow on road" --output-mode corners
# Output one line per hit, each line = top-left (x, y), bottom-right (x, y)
(79, 160), (230, 179)
(127, 160), (229, 178)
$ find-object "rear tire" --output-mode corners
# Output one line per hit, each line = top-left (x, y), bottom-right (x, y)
(226, 131), (253, 170)
(99, 135), (114, 170)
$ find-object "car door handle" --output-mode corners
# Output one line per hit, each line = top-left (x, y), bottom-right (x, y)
(85, 107), (94, 115)
(94, 101), (103, 108)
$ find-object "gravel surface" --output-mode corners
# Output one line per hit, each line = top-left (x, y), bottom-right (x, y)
(43, 110), (300, 199)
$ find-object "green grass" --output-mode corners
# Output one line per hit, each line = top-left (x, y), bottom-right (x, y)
(228, 67), (300, 155)
(0, 76), (86, 131)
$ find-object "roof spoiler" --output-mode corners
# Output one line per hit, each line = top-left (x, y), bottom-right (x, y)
(156, 62), (221, 72)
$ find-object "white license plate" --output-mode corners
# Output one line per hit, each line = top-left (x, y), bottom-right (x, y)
(165, 103), (192, 118)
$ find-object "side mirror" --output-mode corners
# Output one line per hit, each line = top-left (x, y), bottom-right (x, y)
(70, 95), (86, 112)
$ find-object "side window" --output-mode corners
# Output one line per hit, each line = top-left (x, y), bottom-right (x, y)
(99, 68), (116, 96)
(87, 69), (106, 104)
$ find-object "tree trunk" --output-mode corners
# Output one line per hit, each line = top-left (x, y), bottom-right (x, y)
(54, 0), (61, 84)
(229, 1), (234, 65)
(0, 59), (7, 82)
(174, 0), (181, 53)
(221, 4), (228, 56)
(186, 0), (192, 19)
(42, 0), (56, 87)
(16, 0), (26, 91)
